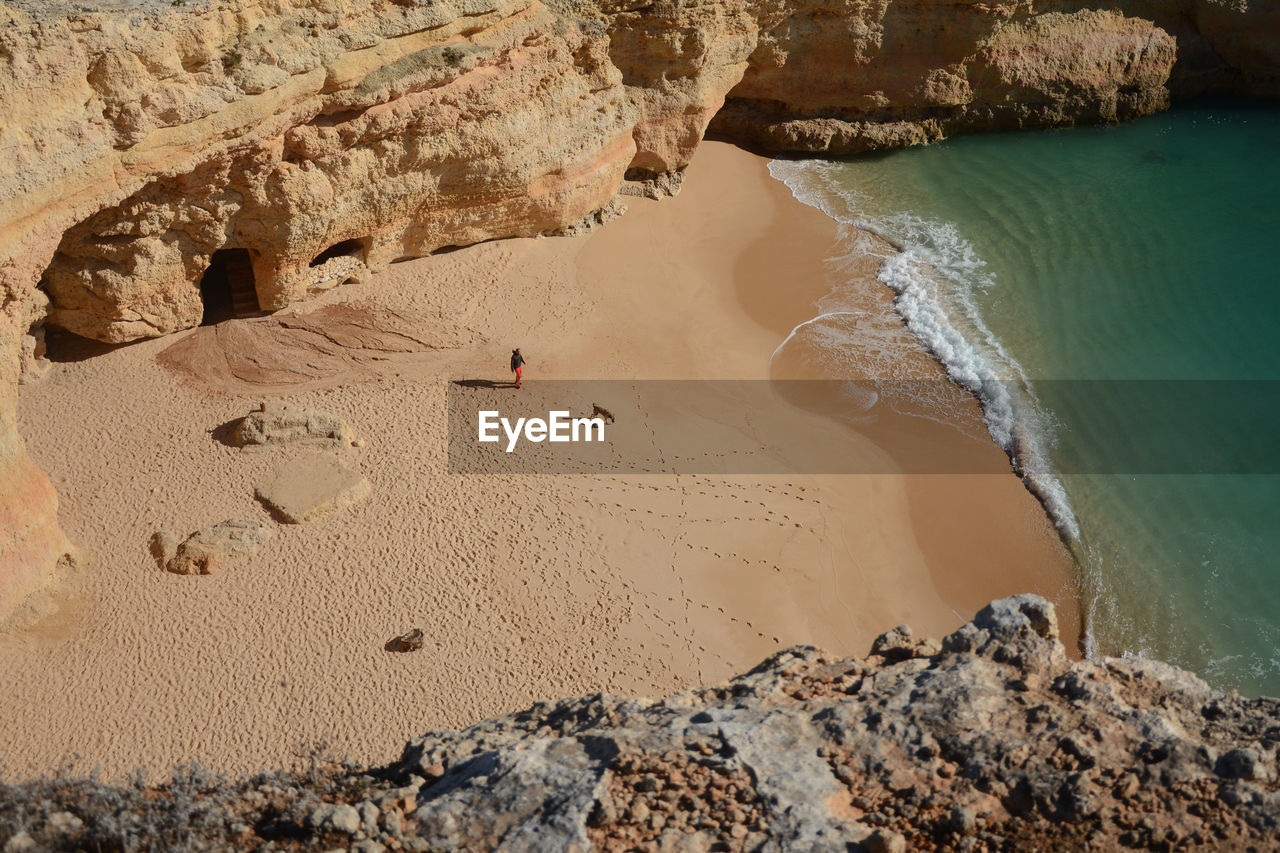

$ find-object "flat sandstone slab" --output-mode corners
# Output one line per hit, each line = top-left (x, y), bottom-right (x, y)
(255, 453), (371, 524)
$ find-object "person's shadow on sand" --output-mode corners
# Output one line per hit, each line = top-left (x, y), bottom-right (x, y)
(453, 378), (517, 389)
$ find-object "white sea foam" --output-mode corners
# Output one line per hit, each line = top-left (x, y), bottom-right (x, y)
(768, 158), (1082, 541)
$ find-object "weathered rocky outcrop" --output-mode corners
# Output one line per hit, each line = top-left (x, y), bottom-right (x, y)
(2, 596), (1277, 850)
(0, 414), (70, 623)
(27, 0), (638, 343)
(712, 0), (1280, 154)
(712, 5), (1179, 152)
(150, 518), (271, 574)
(231, 402), (355, 449)
(1, 0), (640, 614)
(0, 0), (1276, 617)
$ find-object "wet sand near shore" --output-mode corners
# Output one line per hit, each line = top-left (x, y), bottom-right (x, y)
(3, 141), (1077, 779)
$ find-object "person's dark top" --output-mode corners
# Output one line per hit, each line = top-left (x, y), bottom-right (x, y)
(510, 351), (525, 370)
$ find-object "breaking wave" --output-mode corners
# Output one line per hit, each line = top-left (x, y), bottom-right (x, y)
(767, 158), (1081, 542)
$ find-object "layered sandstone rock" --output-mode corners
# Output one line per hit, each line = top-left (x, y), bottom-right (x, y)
(27, 0), (639, 343)
(150, 518), (272, 575)
(712, 0), (1280, 155)
(0, 0), (642, 615)
(1, 597), (1277, 849)
(230, 402), (354, 449)
(0, 416), (71, 621)
(711, 4), (1180, 153)
(0, 0), (1275, 617)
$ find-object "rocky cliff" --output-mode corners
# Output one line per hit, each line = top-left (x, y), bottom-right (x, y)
(0, 0), (1277, 617)
(711, 0), (1280, 153)
(2, 596), (1277, 850)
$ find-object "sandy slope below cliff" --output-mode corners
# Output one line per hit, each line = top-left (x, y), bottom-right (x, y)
(2, 142), (1077, 778)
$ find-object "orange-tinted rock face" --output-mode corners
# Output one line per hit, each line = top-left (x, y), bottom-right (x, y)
(1, 0), (648, 613)
(0, 320), (71, 618)
(711, 0), (1279, 155)
(31, 0), (639, 343)
(0, 283), (72, 619)
(0, 443), (71, 618)
(711, 4), (1180, 153)
(0, 0), (1275, 618)
(600, 0), (759, 174)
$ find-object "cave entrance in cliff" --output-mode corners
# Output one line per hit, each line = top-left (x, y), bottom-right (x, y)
(310, 239), (365, 267)
(200, 248), (260, 324)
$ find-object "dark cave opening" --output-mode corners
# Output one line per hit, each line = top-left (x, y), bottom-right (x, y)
(309, 238), (365, 268)
(200, 248), (259, 324)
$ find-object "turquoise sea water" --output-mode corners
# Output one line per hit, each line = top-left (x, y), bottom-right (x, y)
(770, 100), (1280, 697)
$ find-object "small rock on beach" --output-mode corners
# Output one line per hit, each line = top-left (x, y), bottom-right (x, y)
(388, 629), (425, 653)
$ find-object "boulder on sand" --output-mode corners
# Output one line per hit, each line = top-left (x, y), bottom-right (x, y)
(255, 452), (371, 524)
(151, 519), (271, 575)
(230, 402), (354, 449)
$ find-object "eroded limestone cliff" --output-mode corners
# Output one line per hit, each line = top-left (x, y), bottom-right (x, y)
(2, 596), (1278, 850)
(0, 0), (1276, 616)
(711, 0), (1280, 153)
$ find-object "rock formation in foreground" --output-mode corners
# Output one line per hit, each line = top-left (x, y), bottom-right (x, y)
(1, 596), (1277, 851)
(1, 0), (1278, 615)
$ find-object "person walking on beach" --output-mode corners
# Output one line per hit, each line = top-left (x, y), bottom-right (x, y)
(510, 348), (526, 388)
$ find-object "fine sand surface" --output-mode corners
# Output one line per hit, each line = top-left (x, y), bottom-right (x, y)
(3, 142), (1079, 779)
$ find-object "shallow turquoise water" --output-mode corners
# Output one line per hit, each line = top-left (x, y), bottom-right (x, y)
(770, 101), (1280, 696)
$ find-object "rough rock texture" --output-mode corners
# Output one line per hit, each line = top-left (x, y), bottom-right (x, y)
(230, 402), (354, 449)
(16, 329), (49, 387)
(254, 452), (372, 523)
(0, 0), (1276, 617)
(0, 419), (72, 625)
(1, 596), (1278, 850)
(150, 518), (271, 575)
(712, 0), (1280, 154)
(713, 5), (1178, 153)
(387, 628), (427, 653)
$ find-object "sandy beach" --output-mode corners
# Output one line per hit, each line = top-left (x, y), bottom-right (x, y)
(2, 141), (1078, 779)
